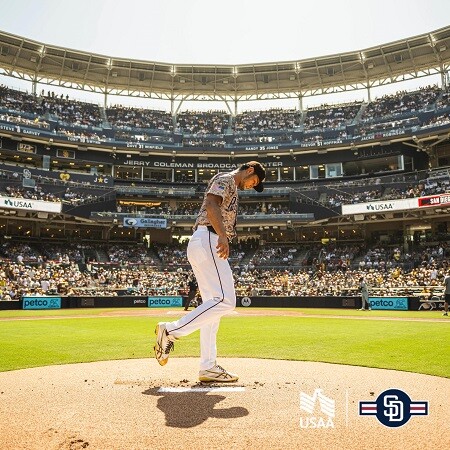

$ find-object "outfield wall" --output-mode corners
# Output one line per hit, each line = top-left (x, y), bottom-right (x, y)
(0, 296), (425, 311)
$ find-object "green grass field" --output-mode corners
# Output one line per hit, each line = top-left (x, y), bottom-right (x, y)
(0, 308), (449, 377)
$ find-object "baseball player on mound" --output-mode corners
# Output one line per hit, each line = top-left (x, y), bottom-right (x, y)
(154, 161), (265, 382)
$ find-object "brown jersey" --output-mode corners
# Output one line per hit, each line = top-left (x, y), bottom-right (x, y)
(194, 172), (238, 240)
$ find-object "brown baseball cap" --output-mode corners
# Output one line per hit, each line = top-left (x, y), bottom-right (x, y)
(246, 161), (266, 192)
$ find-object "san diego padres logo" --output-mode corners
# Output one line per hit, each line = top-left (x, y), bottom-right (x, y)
(359, 388), (428, 427)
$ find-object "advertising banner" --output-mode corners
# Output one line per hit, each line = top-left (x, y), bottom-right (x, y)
(22, 297), (62, 310)
(341, 198), (416, 215)
(0, 196), (62, 213)
(368, 297), (408, 310)
(418, 194), (450, 208)
(123, 217), (167, 228)
(148, 296), (183, 308)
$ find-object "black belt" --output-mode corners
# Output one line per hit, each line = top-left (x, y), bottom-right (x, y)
(207, 225), (217, 235)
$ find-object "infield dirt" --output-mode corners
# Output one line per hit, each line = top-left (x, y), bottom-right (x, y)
(0, 357), (449, 450)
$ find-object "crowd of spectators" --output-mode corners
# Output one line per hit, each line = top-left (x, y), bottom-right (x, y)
(233, 133), (293, 145)
(355, 116), (420, 136)
(234, 109), (300, 132)
(153, 243), (189, 269)
(2, 184), (60, 202)
(107, 245), (156, 265)
(0, 113), (50, 129)
(106, 106), (173, 131)
(54, 127), (106, 142)
(40, 93), (103, 128)
(114, 130), (174, 143)
(2, 85), (450, 142)
(1, 245), (447, 299)
(176, 111), (229, 134)
(0, 183), (103, 205)
(358, 244), (447, 271)
(361, 85), (441, 121)
(249, 246), (299, 267)
(436, 88), (450, 109)
(325, 178), (450, 208)
(0, 85), (43, 115)
(421, 111), (450, 129)
(182, 137), (226, 148)
(303, 102), (361, 130)
(0, 86), (102, 128)
(63, 187), (103, 205)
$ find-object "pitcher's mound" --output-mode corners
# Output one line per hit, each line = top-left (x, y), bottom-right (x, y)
(0, 358), (448, 449)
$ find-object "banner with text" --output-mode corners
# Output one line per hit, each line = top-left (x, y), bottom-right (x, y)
(22, 296), (62, 310)
(148, 296), (183, 308)
(123, 217), (167, 228)
(341, 198), (417, 215)
(0, 195), (62, 213)
(368, 297), (408, 310)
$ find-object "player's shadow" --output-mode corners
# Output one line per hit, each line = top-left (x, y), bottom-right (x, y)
(142, 387), (249, 428)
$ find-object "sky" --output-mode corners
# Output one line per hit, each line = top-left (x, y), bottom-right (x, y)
(0, 0), (449, 111)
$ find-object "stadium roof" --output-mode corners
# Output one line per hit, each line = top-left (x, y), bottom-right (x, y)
(0, 26), (449, 102)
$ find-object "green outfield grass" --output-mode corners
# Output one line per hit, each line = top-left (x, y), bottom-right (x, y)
(0, 308), (449, 377)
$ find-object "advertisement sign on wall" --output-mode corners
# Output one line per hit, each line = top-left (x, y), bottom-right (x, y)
(368, 297), (408, 310)
(0, 196), (62, 213)
(22, 297), (62, 310)
(341, 198), (416, 215)
(148, 296), (183, 308)
(123, 217), (167, 228)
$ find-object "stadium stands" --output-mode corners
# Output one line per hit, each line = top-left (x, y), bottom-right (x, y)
(1, 79), (450, 306)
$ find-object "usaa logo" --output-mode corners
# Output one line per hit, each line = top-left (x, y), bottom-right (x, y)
(366, 203), (394, 211)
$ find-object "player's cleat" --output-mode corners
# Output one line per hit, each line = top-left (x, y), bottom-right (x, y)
(199, 364), (239, 382)
(358, 308), (365, 311)
(443, 312), (448, 316)
(154, 322), (176, 366)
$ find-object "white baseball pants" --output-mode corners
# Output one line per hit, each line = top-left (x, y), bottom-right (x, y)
(165, 226), (236, 370)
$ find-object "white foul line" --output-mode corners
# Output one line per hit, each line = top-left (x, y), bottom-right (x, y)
(158, 386), (245, 393)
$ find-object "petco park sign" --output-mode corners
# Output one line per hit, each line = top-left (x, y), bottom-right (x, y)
(0, 196), (62, 213)
(148, 296), (183, 308)
(22, 297), (62, 310)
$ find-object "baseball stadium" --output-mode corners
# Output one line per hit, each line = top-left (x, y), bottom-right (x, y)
(0, 4), (449, 449)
